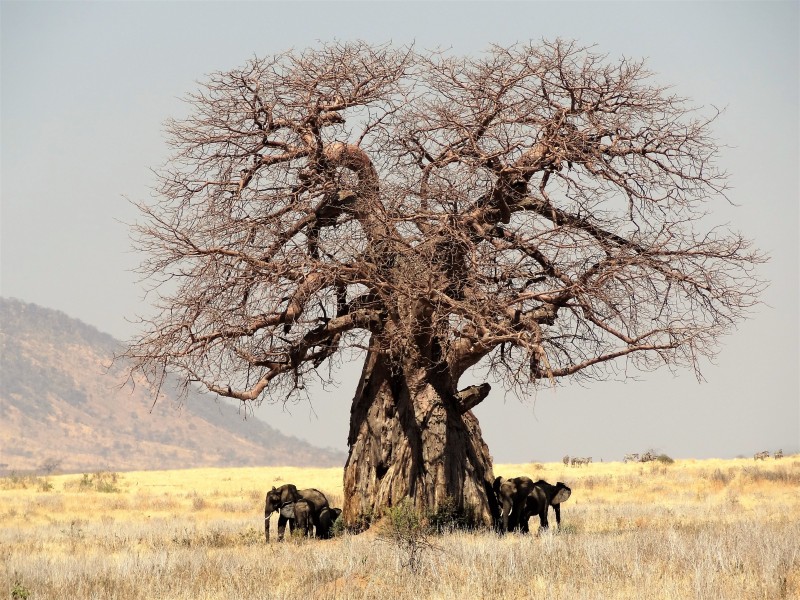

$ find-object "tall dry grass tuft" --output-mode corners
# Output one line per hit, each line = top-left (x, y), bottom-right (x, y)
(1, 458), (798, 599)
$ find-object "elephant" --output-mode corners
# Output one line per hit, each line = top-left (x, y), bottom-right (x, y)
(264, 483), (330, 542)
(291, 499), (314, 537)
(522, 480), (571, 531)
(317, 506), (342, 539)
(264, 484), (299, 542)
(493, 476), (538, 532)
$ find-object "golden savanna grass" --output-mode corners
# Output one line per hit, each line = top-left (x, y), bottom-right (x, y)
(2, 457), (799, 599)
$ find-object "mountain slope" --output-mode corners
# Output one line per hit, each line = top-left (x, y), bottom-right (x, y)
(0, 298), (346, 473)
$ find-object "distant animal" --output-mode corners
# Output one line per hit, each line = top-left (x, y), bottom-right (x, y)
(640, 451), (657, 463)
(623, 453), (640, 463)
(522, 480), (572, 531)
(264, 484), (329, 542)
(562, 455), (570, 466)
(774, 449), (783, 460)
(753, 450), (769, 461)
(570, 456), (591, 467)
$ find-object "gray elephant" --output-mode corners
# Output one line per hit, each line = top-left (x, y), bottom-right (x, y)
(291, 499), (314, 537)
(522, 480), (571, 531)
(493, 476), (539, 532)
(264, 483), (329, 542)
(317, 506), (342, 539)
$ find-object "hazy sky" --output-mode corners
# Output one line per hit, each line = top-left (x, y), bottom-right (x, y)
(2, 1), (798, 463)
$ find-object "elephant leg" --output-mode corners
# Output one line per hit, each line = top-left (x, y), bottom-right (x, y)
(311, 516), (319, 538)
(511, 499), (527, 531)
(520, 512), (530, 533)
(315, 516), (324, 538)
(277, 514), (289, 541)
(539, 506), (549, 530)
(315, 516), (327, 539)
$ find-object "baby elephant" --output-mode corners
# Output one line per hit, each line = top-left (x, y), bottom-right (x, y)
(291, 499), (314, 537)
(523, 480), (571, 531)
(317, 507), (342, 539)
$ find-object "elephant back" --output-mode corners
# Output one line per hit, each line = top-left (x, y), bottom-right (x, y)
(298, 488), (330, 513)
(525, 486), (547, 513)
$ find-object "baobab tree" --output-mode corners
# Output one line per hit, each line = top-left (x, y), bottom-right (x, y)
(126, 41), (764, 527)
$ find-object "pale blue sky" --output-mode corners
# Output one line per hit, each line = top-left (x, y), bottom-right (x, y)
(2, 1), (797, 462)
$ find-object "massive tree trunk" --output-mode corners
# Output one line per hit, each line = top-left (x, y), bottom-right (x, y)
(342, 342), (498, 529)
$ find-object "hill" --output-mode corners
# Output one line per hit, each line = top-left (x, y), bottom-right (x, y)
(0, 298), (347, 474)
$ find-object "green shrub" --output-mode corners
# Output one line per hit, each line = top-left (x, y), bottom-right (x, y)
(426, 496), (480, 533)
(380, 498), (438, 573)
(1, 471), (49, 490)
(37, 477), (54, 492)
(330, 513), (346, 538)
(347, 507), (376, 534)
(709, 468), (732, 485)
(237, 526), (263, 546)
(94, 472), (120, 493)
(68, 471), (120, 493)
(385, 498), (427, 538)
(11, 581), (31, 600)
(741, 466), (800, 485)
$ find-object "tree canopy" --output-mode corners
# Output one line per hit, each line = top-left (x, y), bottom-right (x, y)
(130, 40), (761, 398)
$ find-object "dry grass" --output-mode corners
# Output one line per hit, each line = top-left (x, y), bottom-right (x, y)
(2, 458), (799, 599)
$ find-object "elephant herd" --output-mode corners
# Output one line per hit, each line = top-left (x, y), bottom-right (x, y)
(493, 476), (571, 533)
(264, 483), (341, 542)
(265, 476), (571, 542)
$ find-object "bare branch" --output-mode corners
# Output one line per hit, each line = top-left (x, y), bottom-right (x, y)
(124, 41), (765, 408)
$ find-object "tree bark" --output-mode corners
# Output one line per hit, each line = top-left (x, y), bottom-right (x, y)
(342, 341), (498, 529)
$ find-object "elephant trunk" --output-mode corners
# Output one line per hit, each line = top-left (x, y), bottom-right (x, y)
(492, 476), (505, 496)
(265, 509), (272, 543)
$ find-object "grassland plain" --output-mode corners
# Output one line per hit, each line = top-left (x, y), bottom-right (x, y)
(1, 458), (799, 599)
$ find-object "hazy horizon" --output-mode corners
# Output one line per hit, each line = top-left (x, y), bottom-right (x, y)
(2, 1), (797, 463)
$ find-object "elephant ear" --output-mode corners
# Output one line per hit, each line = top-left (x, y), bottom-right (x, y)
(283, 483), (300, 502)
(552, 485), (571, 504)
